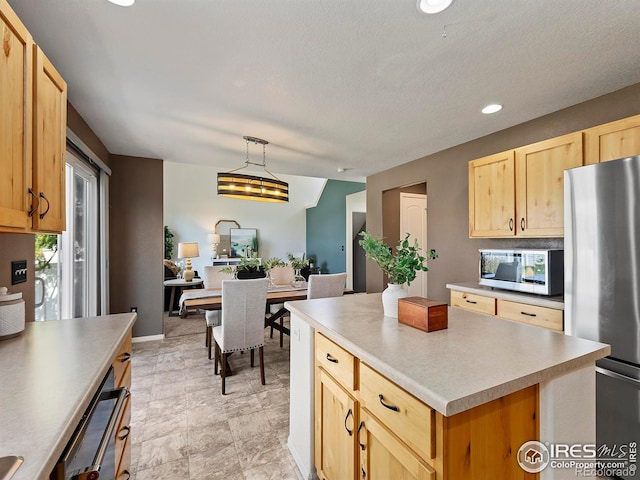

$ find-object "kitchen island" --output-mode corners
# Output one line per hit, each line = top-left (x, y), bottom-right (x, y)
(0, 313), (135, 480)
(285, 293), (609, 480)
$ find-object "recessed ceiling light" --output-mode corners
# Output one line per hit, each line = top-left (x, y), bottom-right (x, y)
(108, 0), (135, 6)
(482, 104), (503, 114)
(417, 0), (454, 14)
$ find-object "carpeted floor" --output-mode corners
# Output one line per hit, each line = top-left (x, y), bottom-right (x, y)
(163, 312), (206, 338)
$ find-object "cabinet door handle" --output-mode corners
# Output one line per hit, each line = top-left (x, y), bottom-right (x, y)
(520, 218), (525, 231)
(121, 352), (132, 363)
(378, 394), (400, 412)
(28, 189), (39, 217)
(118, 425), (131, 441)
(465, 299), (477, 304)
(344, 408), (353, 436)
(326, 353), (338, 363)
(357, 421), (366, 450)
(39, 192), (50, 219)
(509, 218), (514, 231)
(520, 311), (537, 317)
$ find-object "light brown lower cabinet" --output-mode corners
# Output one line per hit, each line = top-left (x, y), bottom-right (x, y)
(114, 331), (133, 479)
(450, 289), (564, 332)
(358, 408), (435, 480)
(314, 332), (539, 480)
(315, 367), (356, 480)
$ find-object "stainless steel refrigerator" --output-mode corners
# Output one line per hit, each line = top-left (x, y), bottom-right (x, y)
(565, 155), (640, 469)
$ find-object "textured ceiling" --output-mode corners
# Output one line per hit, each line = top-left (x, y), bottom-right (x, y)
(8, 0), (640, 181)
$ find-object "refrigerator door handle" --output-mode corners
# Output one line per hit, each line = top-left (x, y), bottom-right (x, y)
(595, 366), (640, 387)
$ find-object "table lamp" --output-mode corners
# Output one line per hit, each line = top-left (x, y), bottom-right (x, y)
(207, 233), (221, 260)
(177, 242), (199, 282)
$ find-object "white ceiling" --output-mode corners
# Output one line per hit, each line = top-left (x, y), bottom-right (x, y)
(9, 0), (640, 182)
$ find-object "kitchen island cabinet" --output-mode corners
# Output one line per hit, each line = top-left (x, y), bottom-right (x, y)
(0, 313), (135, 480)
(286, 293), (608, 480)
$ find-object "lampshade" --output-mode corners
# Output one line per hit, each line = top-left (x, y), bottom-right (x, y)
(207, 233), (221, 244)
(177, 242), (199, 259)
(217, 136), (289, 203)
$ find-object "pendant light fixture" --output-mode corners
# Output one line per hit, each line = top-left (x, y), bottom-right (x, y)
(217, 136), (289, 203)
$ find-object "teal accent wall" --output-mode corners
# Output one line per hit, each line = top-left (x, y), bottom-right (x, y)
(306, 180), (366, 274)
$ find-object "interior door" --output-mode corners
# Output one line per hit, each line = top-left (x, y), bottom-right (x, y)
(400, 193), (427, 297)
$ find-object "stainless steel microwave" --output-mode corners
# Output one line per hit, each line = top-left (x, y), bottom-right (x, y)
(479, 249), (564, 296)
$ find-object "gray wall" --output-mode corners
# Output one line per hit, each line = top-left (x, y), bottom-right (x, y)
(0, 235), (35, 323)
(109, 155), (164, 337)
(366, 82), (640, 303)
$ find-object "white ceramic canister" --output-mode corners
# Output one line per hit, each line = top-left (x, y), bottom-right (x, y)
(0, 287), (25, 339)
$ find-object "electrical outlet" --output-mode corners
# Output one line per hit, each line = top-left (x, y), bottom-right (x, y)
(130, 307), (138, 313)
(11, 260), (27, 285)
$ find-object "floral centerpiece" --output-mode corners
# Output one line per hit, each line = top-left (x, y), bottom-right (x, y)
(358, 231), (437, 317)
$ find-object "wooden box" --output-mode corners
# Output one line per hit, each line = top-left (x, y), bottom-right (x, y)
(397, 297), (448, 332)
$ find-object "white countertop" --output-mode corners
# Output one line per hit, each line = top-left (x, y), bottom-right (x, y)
(285, 293), (608, 416)
(447, 281), (565, 309)
(0, 314), (136, 480)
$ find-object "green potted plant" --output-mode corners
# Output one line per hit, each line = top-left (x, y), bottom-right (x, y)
(221, 253), (266, 279)
(263, 257), (286, 286)
(358, 231), (437, 318)
(287, 253), (309, 287)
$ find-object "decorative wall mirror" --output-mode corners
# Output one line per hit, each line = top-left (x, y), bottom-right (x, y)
(214, 220), (240, 258)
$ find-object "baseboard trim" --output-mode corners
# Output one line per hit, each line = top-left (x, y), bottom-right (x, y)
(287, 436), (317, 480)
(132, 334), (165, 343)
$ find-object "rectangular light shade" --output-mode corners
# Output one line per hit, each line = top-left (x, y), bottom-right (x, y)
(217, 173), (289, 203)
(178, 242), (199, 258)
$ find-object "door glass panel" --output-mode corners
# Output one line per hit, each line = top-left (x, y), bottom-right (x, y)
(35, 234), (60, 321)
(73, 172), (89, 317)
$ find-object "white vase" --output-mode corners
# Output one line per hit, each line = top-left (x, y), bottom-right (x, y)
(381, 283), (408, 318)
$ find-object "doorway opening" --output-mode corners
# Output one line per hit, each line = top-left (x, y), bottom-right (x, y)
(382, 182), (428, 294)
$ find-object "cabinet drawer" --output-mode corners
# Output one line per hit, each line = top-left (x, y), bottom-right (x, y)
(113, 332), (132, 388)
(315, 332), (356, 391)
(450, 290), (496, 315)
(359, 363), (435, 460)
(497, 299), (563, 331)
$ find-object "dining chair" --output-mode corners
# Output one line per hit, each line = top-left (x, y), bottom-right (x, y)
(268, 265), (295, 346)
(307, 272), (347, 299)
(213, 278), (269, 394)
(203, 266), (234, 359)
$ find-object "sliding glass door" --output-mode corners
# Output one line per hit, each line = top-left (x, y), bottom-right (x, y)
(35, 151), (99, 320)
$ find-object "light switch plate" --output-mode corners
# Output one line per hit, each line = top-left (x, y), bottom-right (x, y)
(11, 260), (27, 285)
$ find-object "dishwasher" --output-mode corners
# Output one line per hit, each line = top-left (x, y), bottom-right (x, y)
(50, 367), (129, 480)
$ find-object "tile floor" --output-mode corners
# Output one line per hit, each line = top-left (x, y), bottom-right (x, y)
(129, 324), (302, 480)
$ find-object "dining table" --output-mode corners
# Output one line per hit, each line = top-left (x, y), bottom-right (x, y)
(179, 285), (310, 339)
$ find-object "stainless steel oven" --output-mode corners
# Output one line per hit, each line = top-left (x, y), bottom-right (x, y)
(50, 367), (129, 480)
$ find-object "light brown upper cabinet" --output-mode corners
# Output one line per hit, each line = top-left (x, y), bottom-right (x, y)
(515, 132), (583, 237)
(32, 45), (67, 233)
(0, 0), (67, 234)
(584, 114), (640, 165)
(0, 0), (33, 232)
(469, 132), (582, 238)
(468, 150), (515, 237)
